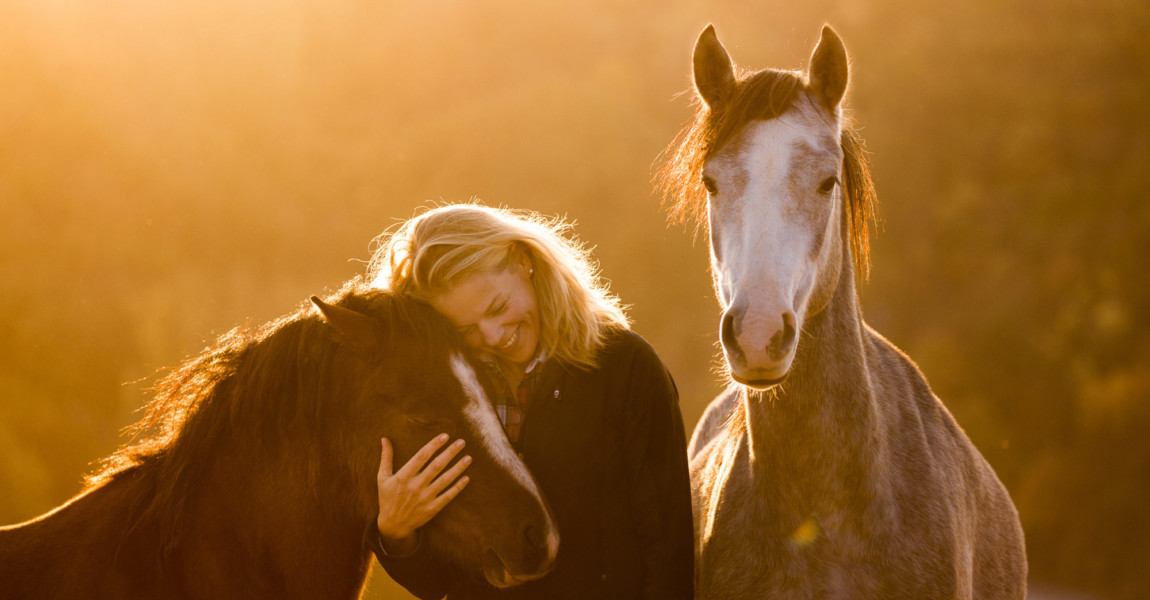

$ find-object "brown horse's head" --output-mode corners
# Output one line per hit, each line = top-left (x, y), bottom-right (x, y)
(311, 289), (558, 588)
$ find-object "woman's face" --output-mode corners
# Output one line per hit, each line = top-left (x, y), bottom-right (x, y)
(430, 257), (541, 369)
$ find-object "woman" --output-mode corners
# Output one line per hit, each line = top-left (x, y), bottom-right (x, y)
(364, 203), (693, 599)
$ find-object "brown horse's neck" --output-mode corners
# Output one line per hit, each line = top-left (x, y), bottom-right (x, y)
(156, 439), (374, 596)
(742, 217), (887, 513)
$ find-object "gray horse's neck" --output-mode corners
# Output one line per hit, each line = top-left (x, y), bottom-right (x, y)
(742, 229), (888, 517)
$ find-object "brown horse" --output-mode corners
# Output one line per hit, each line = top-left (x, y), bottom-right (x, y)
(657, 25), (1027, 599)
(0, 280), (557, 599)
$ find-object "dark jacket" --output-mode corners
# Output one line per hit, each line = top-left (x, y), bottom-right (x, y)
(368, 329), (694, 599)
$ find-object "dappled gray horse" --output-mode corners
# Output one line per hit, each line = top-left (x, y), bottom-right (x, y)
(658, 25), (1027, 599)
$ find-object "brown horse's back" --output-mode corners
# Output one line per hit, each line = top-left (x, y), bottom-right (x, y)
(1, 464), (374, 600)
(0, 473), (158, 599)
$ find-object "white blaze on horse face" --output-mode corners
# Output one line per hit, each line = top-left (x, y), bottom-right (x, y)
(705, 95), (844, 384)
(449, 354), (559, 556)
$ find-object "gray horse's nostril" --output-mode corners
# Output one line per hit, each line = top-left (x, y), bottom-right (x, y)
(720, 310), (745, 364)
(768, 312), (797, 361)
(781, 312), (796, 346)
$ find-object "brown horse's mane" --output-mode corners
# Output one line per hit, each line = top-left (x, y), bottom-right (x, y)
(84, 278), (456, 552)
(655, 67), (879, 281)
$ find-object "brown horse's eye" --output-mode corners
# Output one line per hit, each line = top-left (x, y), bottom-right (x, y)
(703, 176), (718, 196)
(817, 177), (838, 195)
(406, 416), (443, 430)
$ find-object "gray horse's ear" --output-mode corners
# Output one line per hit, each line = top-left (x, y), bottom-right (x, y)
(311, 296), (382, 353)
(808, 25), (849, 112)
(693, 24), (736, 110)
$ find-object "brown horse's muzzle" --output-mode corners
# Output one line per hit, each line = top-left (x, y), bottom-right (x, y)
(482, 519), (560, 588)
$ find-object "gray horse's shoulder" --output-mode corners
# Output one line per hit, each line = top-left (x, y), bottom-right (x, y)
(688, 383), (743, 459)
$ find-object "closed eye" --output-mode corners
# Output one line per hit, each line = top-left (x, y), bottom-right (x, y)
(407, 415), (447, 430)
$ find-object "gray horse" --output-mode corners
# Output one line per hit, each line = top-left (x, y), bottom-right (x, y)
(657, 24), (1027, 599)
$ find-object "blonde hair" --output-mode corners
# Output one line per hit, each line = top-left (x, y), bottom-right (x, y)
(368, 203), (629, 369)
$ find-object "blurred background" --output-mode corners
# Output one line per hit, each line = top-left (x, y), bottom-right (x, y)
(2, 0), (1147, 598)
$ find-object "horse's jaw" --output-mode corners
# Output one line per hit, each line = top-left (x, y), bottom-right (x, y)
(481, 547), (556, 589)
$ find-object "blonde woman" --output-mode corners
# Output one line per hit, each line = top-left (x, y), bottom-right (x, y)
(365, 203), (693, 599)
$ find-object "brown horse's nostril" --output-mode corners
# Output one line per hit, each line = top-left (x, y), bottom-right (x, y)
(523, 524), (547, 552)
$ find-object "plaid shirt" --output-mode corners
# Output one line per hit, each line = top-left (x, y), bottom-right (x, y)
(478, 352), (546, 444)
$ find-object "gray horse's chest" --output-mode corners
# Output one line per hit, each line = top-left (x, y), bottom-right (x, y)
(695, 498), (903, 600)
(690, 428), (963, 600)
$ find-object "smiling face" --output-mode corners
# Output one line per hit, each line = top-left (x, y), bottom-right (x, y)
(430, 256), (541, 370)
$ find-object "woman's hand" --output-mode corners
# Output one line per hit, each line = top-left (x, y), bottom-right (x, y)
(376, 434), (472, 553)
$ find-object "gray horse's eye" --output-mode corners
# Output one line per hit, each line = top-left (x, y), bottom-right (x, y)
(703, 175), (718, 195)
(817, 177), (838, 195)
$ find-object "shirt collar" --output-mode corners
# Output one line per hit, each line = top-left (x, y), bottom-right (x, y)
(476, 350), (548, 375)
(523, 351), (547, 375)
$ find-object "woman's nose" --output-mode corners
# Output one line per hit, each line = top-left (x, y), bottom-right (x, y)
(478, 320), (503, 347)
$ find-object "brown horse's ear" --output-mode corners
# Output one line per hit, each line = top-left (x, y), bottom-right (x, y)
(693, 24), (736, 110)
(310, 296), (383, 353)
(808, 25), (849, 113)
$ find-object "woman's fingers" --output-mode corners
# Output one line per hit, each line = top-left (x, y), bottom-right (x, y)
(427, 453), (472, 497)
(414, 439), (467, 487)
(378, 438), (394, 480)
(394, 433), (450, 480)
(427, 474), (471, 514)
(376, 433), (472, 541)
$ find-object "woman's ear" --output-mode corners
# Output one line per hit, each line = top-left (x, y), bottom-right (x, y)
(514, 247), (535, 276)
